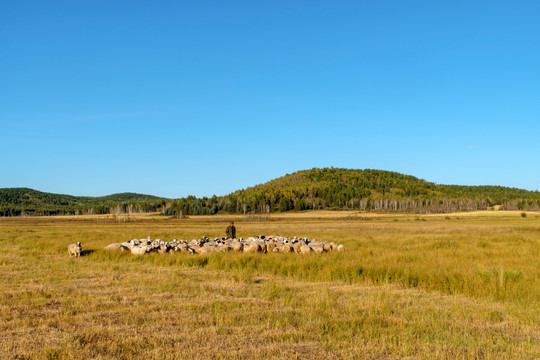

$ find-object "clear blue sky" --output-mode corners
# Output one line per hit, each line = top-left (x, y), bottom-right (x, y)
(1, 1), (539, 198)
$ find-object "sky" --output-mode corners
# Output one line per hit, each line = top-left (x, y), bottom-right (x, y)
(1, 1), (539, 198)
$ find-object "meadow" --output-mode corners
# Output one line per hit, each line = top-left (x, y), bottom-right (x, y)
(1, 210), (540, 359)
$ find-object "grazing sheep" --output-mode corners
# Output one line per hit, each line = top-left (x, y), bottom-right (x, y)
(197, 246), (217, 255)
(337, 244), (345, 252)
(157, 245), (169, 254)
(300, 244), (313, 254)
(293, 242), (306, 254)
(243, 243), (261, 253)
(130, 246), (148, 256)
(310, 244), (324, 254)
(230, 241), (243, 252)
(257, 242), (268, 253)
(281, 244), (293, 253)
(121, 241), (133, 248)
(176, 244), (189, 252)
(218, 244), (232, 252)
(119, 235), (344, 257)
(104, 243), (129, 252)
(68, 242), (82, 257)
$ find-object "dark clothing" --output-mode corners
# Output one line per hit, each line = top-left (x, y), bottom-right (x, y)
(226, 225), (236, 239)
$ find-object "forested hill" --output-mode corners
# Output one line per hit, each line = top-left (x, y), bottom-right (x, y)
(0, 188), (167, 216)
(166, 168), (540, 215)
(2, 168), (540, 216)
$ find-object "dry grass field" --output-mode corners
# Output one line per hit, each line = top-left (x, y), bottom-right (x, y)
(1, 211), (540, 359)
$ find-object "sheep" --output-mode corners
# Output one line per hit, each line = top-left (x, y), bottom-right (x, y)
(157, 245), (169, 254)
(68, 242), (82, 257)
(176, 244), (190, 253)
(293, 242), (306, 253)
(121, 241), (133, 248)
(119, 235), (343, 257)
(218, 244), (232, 252)
(276, 244), (293, 253)
(257, 241), (268, 253)
(310, 243), (324, 254)
(104, 243), (129, 252)
(130, 246), (148, 256)
(243, 243), (261, 253)
(197, 245), (217, 255)
(337, 244), (345, 252)
(300, 244), (313, 254)
(230, 241), (244, 252)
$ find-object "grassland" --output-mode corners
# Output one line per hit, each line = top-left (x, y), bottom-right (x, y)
(1, 211), (540, 359)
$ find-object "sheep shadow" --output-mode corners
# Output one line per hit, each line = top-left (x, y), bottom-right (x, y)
(80, 249), (94, 256)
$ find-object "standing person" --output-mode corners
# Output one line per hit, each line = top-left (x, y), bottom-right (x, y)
(226, 221), (236, 239)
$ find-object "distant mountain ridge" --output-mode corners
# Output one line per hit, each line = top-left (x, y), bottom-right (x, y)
(0, 188), (166, 216)
(1, 168), (539, 216)
(0, 187), (164, 204)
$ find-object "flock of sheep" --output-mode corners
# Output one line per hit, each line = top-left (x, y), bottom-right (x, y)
(66, 235), (343, 256)
(68, 236), (345, 257)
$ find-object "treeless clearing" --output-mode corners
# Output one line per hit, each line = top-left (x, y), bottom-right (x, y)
(1, 212), (540, 359)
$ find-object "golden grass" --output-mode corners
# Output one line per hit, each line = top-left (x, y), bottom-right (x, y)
(1, 212), (540, 359)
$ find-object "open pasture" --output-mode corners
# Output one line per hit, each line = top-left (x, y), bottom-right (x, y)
(1, 211), (540, 359)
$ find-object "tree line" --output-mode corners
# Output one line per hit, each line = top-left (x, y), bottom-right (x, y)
(164, 168), (540, 215)
(0, 188), (167, 216)
(2, 169), (540, 216)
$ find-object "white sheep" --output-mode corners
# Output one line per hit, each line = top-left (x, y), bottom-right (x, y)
(104, 243), (129, 252)
(130, 246), (148, 256)
(243, 243), (261, 253)
(300, 244), (313, 254)
(68, 242), (82, 257)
